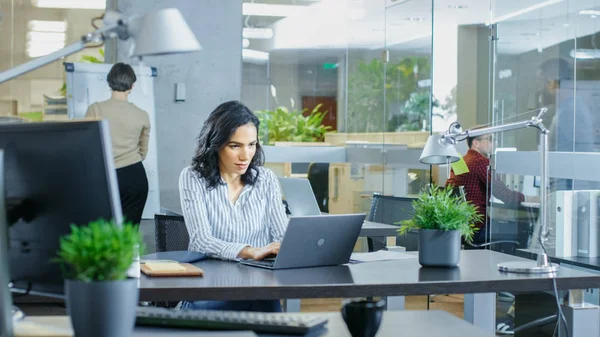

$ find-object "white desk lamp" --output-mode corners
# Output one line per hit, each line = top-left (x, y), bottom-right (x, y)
(0, 8), (201, 336)
(0, 8), (201, 84)
(419, 107), (558, 274)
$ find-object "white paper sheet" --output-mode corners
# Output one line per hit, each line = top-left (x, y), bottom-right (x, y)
(349, 250), (417, 263)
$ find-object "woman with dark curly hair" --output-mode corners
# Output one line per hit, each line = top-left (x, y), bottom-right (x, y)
(85, 62), (150, 225)
(178, 100), (287, 312)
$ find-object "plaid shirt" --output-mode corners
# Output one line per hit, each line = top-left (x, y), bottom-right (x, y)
(446, 149), (524, 228)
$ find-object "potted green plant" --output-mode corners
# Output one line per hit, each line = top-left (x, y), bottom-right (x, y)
(398, 184), (482, 267)
(55, 219), (144, 337)
(255, 104), (333, 145)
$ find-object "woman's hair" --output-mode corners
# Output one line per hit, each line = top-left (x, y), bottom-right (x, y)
(107, 62), (136, 92)
(191, 100), (265, 189)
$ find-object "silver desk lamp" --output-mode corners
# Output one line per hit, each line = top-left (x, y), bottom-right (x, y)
(419, 107), (558, 274)
(0, 7), (201, 336)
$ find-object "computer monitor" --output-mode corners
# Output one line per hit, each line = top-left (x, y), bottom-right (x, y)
(533, 176), (541, 188)
(0, 150), (13, 336)
(0, 120), (123, 298)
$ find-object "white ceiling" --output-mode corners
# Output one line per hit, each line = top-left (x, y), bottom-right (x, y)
(243, 0), (600, 61)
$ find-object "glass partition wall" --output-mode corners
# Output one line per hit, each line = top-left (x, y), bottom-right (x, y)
(241, 0), (434, 233)
(489, 0), (600, 265)
(0, 0), (105, 122)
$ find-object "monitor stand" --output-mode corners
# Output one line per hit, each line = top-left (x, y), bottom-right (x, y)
(0, 150), (14, 336)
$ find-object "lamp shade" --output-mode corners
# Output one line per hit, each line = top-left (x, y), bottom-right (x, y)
(130, 8), (201, 57)
(419, 134), (460, 165)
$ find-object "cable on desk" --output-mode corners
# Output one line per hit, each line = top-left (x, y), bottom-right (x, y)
(540, 238), (569, 337)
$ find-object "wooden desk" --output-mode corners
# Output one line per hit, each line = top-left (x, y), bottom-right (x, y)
(138, 250), (600, 333)
(15, 310), (496, 337)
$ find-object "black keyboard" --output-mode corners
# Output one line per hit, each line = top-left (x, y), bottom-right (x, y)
(136, 306), (328, 335)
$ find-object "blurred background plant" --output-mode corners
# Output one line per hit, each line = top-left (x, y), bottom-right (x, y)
(255, 103), (333, 145)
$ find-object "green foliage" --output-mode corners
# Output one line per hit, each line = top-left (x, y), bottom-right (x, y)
(346, 56), (432, 132)
(255, 104), (333, 145)
(80, 48), (104, 64)
(395, 91), (440, 132)
(58, 48), (105, 97)
(55, 219), (144, 282)
(397, 185), (482, 242)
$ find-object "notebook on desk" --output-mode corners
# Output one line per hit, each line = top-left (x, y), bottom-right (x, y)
(240, 213), (365, 270)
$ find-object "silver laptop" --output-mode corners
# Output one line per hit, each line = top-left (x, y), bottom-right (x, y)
(278, 177), (322, 216)
(240, 213), (366, 270)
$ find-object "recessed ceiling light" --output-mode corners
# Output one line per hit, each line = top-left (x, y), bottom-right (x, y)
(31, 0), (105, 9)
(579, 9), (600, 16)
(242, 3), (307, 17)
(520, 32), (539, 36)
(447, 5), (468, 9)
(243, 28), (274, 39)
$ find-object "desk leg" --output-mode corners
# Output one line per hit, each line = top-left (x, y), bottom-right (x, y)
(560, 289), (600, 337)
(283, 299), (301, 312)
(464, 293), (495, 333)
(385, 296), (405, 310)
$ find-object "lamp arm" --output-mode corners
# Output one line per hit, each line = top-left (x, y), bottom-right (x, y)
(0, 14), (127, 84)
(440, 108), (548, 145)
(441, 106), (554, 268)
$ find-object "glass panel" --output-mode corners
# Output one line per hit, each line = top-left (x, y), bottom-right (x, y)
(490, 0), (600, 268)
(384, 0), (433, 197)
(0, 2), (105, 122)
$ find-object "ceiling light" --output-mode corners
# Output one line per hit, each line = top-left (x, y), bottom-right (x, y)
(242, 38), (250, 48)
(28, 20), (66, 33)
(242, 49), (269, 64)
(243, 28), (274, 39)
(27, 31), (65, 43)
(31, 0), (105, 10)
(569, 48), (600, 59)
(486, 0), (564, 26)
(579, 9), (600, 16)
(242, 3), (307, 17)
(405, 17), (426, 21)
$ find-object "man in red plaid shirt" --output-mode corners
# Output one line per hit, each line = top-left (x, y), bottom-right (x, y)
(446, 133), (527, 245)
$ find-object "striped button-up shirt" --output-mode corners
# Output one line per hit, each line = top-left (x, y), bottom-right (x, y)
(179, 166), (288, 261)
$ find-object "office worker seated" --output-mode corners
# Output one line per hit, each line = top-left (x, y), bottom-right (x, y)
(445, 131), (533, 246)
(178, 100), (287, 312)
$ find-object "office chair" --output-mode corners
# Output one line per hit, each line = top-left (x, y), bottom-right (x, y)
(307, 162), (329, 213)
(153, 214), (190, 308)
(366, 194), (417, 252)
(154, 214), (190, 252)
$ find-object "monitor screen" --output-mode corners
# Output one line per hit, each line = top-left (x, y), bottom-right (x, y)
(533, 176), (541, 188)
(1, 121), (122, 297)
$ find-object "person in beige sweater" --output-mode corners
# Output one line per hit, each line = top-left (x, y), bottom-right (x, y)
(85, 62), (150, 225)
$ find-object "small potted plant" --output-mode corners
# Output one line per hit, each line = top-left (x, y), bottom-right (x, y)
(398, 184), (482, 267)
(55, 219), (144, 337)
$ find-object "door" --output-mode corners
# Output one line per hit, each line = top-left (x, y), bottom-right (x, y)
(301, 96), (337, 131)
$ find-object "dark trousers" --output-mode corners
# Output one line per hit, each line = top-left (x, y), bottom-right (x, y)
(116, 161), (148, 225)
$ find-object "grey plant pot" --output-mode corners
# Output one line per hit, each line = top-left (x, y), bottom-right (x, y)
(418, 229), (461, 267)
(65, 278), (139, 337)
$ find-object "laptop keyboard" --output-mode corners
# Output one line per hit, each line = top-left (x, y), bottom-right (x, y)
(244, 259), (275, 267)
(136, 306), (328, 335)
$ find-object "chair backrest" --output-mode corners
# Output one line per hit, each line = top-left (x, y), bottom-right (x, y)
(154, 214), (190, 252)
(367, 194), (416, 225)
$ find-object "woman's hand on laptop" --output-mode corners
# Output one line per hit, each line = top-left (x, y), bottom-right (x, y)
(238, 242), (281, 260)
